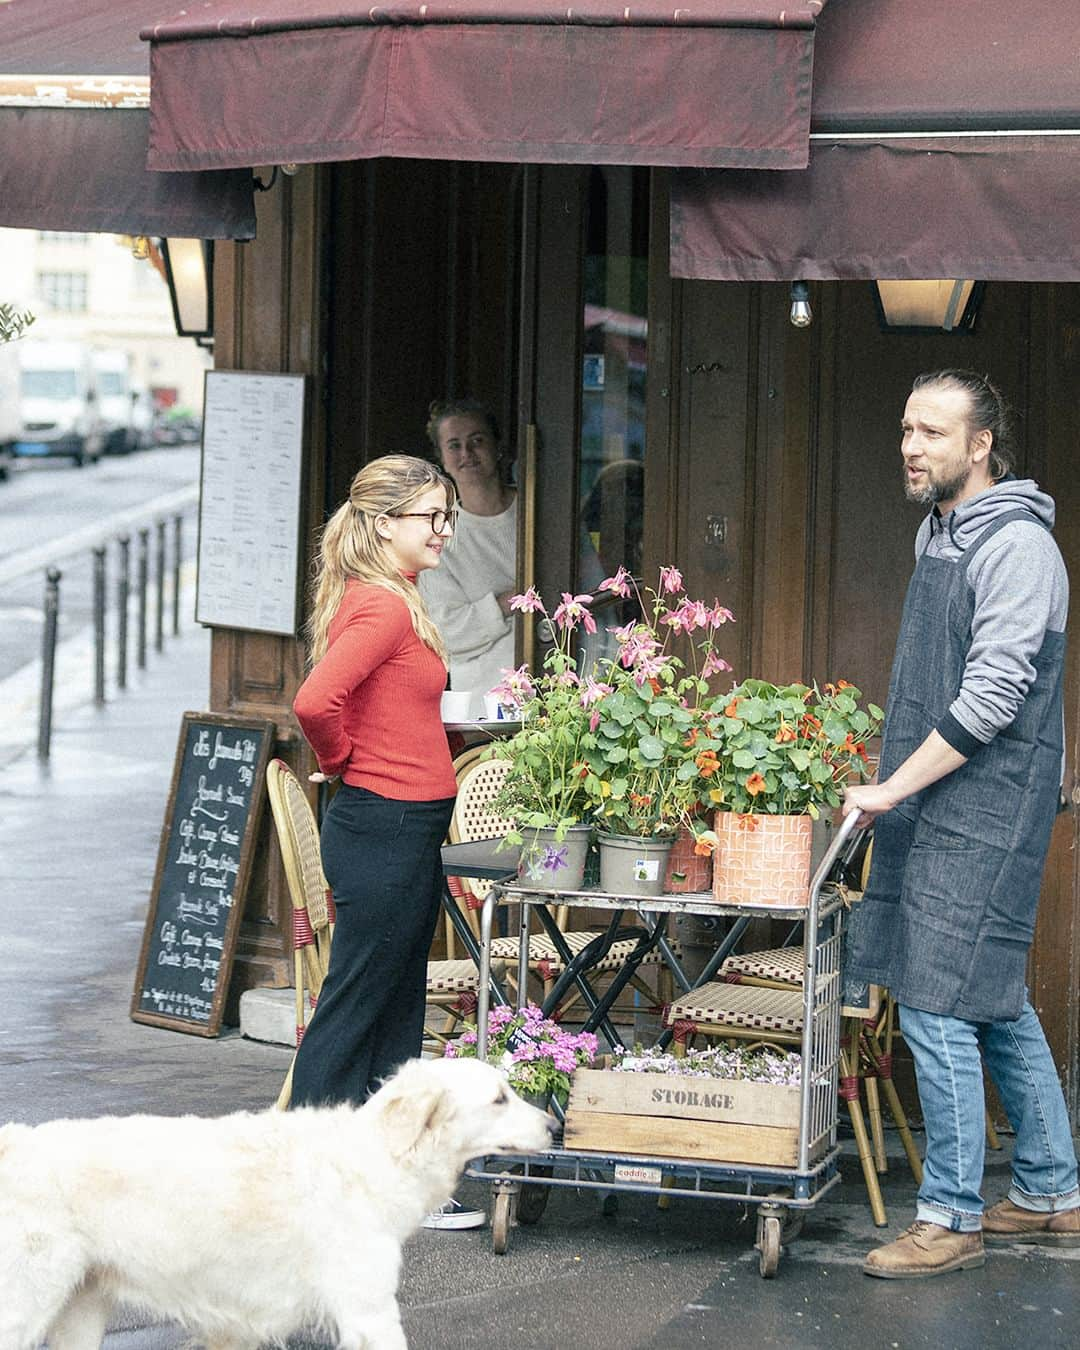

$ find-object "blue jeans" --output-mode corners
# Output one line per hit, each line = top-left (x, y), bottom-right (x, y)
(899, 1001), (1080, 1232)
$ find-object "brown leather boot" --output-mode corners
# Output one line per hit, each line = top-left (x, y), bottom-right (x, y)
(983, 1198), (1080, 1247)
(863, 1220), (984, 1279)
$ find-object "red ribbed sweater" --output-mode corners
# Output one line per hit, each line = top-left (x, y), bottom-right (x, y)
(293, 579), (456, 800)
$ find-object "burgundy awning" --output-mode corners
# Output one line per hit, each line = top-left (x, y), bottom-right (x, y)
(669, 0), (1080, 282)
(0, 0), (255, 238)
(670, 138), (1080, 282)
(143, 1), (826, 173)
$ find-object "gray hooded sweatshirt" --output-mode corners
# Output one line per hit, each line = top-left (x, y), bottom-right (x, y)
(916, 476), (1068, 759)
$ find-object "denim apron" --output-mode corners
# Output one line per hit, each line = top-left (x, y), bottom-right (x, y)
(847, 510), (1064, 1022)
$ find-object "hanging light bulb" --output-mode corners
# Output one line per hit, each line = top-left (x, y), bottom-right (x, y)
(789, 281), (812, 328)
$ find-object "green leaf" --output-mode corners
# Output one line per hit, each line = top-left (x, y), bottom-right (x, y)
(787, 747), (811, 771)
(638, 734), (665, 763)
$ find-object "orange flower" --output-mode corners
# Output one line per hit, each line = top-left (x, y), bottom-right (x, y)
(693, 834), (717, 857)
(735, 812), (759, 831)
(629, 791), (653, 808)
(824, 682), (836, 696)
(648, 677), (662, 694)
(799, 713), (822, 737)
(836, 679), (854, 690)
(683, 727), (700, 748)
(775, 721), (796, 743)
(695, 750), (720, 776)
(724, 697), (741, 718)
(744, 772), (767, 797)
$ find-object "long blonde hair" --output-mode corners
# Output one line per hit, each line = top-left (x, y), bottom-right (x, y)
(306, 455), (456, 665)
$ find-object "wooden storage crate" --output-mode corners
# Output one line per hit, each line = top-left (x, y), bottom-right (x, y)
(563, 1068), (803, 1167)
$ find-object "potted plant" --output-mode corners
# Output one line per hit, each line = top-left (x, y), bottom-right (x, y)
(577, 566), (735, 895)
(484, 591), (600, 888)
(444, 1001), (598, 1109)
(488, 568), (736, 895)
(693, 679), (883, 906)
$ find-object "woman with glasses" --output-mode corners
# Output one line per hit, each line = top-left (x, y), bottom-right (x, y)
(418, 398), (517, 717)
(289, 454), (487, 1227)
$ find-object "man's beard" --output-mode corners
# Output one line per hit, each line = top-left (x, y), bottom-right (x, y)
(903, 460), (973, 507)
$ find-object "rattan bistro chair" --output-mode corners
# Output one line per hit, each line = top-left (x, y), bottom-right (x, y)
(266, 758), (337, 1110)
(266, 759), (483, 1109)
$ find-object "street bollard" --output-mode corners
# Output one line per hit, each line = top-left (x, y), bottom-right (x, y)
(172, 513), (183, 636)
(116, 534), (130, 691)
(92, 545), (106, 705)
(137, 527), (149, 670)
(155, 519), (166, 653)
(37, 567), (61, 761)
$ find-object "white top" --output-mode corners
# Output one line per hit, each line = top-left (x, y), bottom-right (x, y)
(418, 499), (516, 717)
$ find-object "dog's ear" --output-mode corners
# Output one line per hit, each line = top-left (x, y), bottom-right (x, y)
(377, 1077), (454, 1156)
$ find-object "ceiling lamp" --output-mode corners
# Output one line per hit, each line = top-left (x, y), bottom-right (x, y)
(874, 280), (984, 333)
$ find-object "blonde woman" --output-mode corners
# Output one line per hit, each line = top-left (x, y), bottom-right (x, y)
(291, 455), (485, 1227)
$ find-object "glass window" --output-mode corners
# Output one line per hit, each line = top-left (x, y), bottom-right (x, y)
(37, 271), (88, 312)
(576, 167), (649, 659)
(22, 370), (79, 399)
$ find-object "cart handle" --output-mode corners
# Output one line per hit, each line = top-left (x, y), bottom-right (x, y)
(808, 810), (863, 903)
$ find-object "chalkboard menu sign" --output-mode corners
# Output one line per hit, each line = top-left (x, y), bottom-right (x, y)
(132, 713), (275, 1036)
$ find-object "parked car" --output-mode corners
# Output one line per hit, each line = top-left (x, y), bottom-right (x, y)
(13, 341), (104, 466)
(152, 406), (202, 446)
(130, 386), (155, 451)
(92, 348), (137, 454)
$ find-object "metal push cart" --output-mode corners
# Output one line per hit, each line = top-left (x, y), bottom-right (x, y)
(465, 812), (864, 1276)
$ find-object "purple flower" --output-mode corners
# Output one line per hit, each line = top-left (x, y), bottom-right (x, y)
(540, 845), (569, 873)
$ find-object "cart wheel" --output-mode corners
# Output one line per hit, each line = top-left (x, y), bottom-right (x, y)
(600, 1191), (619, 1219)
(756, 1214), (782, 1278)
(781, 1210), (805, 1243)
(492, 1190), (513, 1254)
(516, 1183), (550, 1226)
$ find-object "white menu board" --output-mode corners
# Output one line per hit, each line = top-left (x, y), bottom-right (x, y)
(196, 371), (306, 636)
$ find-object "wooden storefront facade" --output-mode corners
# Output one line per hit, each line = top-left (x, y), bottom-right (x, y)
(213, 160), (1080, 1119)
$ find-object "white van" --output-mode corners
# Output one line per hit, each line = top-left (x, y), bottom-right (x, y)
(15, 340), (104, 466)
(92, 348), (136, 454)
(0, 343), (19, 478)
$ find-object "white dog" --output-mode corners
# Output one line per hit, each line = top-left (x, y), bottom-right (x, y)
(0, 1056), (553, 1349)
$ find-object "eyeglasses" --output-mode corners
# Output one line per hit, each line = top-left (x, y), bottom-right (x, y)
(388, 508), (457, 534)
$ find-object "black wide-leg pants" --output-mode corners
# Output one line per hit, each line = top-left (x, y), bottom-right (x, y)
(289, 784), (455, 1107)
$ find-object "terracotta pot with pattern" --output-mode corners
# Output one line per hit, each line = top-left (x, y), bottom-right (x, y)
(663, 824), (714, 894)
(711, 812), (813, 907)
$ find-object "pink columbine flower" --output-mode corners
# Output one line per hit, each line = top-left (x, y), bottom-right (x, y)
(509, 587), (548, 615)
(617, 629), (661, 670)
(708, 602), (736, 628)
(632, 652), (668, 686)
(490, 665), (535, 708)
(552, 592), (594, 631)
(659, 565), (684, 594)
(589, 709), (601, 733)
(702, 650), (733, 678)
(554, 668), (581, 687)
(580, 678), (614, 709)
(599, 565), (633, 598)
(662, 598), (709, 633)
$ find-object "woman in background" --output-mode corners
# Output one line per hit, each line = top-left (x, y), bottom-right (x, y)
(418, 399), (517, 716)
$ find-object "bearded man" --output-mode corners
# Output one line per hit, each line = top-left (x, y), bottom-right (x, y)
(844, 368), (1079, 1278)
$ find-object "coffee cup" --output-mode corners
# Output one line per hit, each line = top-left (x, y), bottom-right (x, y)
(482, 692), (505, 722)
(440, 690), (473, 723)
